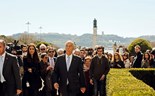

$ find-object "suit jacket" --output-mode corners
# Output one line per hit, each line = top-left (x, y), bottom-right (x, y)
(53, 54), (86, 95)
(3, 52), (22, 95)
(90, 55), (110, 80)
(133, 52), (143, 68)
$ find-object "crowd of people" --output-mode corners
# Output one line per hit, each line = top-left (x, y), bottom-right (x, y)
(0, 39), (155, 96)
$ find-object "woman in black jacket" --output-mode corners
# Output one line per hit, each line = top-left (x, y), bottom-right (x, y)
(22, 43), (42, 96)
(111, 52), (125, 68)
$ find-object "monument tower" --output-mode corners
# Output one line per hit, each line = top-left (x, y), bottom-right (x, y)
(92, 18), (97, 48)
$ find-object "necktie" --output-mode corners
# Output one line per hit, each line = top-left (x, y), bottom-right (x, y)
(50, 58), (54, 68)
(67, 56), (70, 71)
(66, 56), (70, 85)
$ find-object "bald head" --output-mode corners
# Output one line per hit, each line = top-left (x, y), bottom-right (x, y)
(0, 39), (6, 55)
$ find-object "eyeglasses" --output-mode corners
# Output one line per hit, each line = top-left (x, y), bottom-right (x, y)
(48, 51), (54, 53)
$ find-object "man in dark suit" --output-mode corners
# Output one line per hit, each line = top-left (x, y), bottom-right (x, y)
(90, 46), (110, 96)
(47, 47), (57, 96)
(53, 40), (86, 96)
(132, 45), (143, 68)
(0, 39), (22, 96)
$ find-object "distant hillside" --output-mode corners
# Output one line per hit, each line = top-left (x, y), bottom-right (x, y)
(139, 35), (155, 42)
(11, 33), (155, 48)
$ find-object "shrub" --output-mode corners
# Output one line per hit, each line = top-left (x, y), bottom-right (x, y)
(128, 38), (152, 55)
(106, 68), (155, 96)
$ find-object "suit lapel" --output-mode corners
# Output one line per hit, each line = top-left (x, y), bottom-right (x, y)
(68, 55), (75, 71)
(63, 55), (68, 71)
(3, 53), (9, 72)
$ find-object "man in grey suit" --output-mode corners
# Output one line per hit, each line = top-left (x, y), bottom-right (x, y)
(0, 39), (22, 96)
(53, 40), (86, 96)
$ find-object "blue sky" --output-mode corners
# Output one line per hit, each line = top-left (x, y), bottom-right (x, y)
(0, 0), (155, 37)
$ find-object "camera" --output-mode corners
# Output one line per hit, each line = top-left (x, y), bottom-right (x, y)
(6, 40), (22, 55)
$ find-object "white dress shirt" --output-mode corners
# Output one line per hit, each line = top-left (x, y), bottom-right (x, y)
(0, 52), (6, 82)
(49, 57), (55, 69)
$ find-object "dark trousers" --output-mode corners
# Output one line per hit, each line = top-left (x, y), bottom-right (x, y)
(61, 85), (79, 96)
(0, 82), (17, 96)
(23, 88), (39, 96)
(0, 82), (6, 96)
(93, 79), (106, 96)
(79, 84), (93, 96)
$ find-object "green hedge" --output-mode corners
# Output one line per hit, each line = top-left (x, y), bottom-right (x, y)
(130, 70), (155, 90)
(106, 68), (155, 96)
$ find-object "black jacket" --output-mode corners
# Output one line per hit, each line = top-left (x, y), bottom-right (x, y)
(22, 57), (42, 89)
(3, 53), (22, 95)
(52, 54), (86, 95)
(90, 55), (110, 80)
(133, 52), (143, 68)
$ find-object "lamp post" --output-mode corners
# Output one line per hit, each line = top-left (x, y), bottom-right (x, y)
(26, 21), (30, 33)
(39, 26), (42, 41)
(25, 22), (31, 43)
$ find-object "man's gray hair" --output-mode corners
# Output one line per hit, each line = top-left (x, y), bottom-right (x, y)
(0, 39), (6, 47)
(65, 40), (75, 48)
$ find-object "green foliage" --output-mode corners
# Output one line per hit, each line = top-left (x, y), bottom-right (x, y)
(128, 38), (152, 55)
(0, 35), (14, 43)
(106, 69), (155, 96)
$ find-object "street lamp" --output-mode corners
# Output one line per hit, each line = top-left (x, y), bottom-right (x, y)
(26, 21), (31, 33)
(25, 21), (31, 43)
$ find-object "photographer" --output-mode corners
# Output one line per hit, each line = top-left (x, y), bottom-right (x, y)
(6, 40), (24, 77)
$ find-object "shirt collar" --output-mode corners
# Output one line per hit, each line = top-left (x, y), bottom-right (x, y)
(97, 54), (102, 59)
(66, 54), (73, 58)
(0, 51), (6, 60)
(49, 56), (53, 59)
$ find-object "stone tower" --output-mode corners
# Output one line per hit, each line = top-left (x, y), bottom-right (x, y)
(92, 18), (97, 48)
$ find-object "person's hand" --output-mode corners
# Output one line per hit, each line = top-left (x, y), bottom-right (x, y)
(47, 66), (52, 70)
(54, 83), (59, 90)
(16, 89), (22, 95)
(100, 74), (105, 81)
(80, 87), (86, 93)
(117, 64), (121, 68)
(28, 68), (32, 73)
(90, 79), (93, 85)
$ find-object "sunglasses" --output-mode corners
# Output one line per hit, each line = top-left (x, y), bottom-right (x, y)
(48, 50), (54, 53)
(41, 48), (45, 50)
